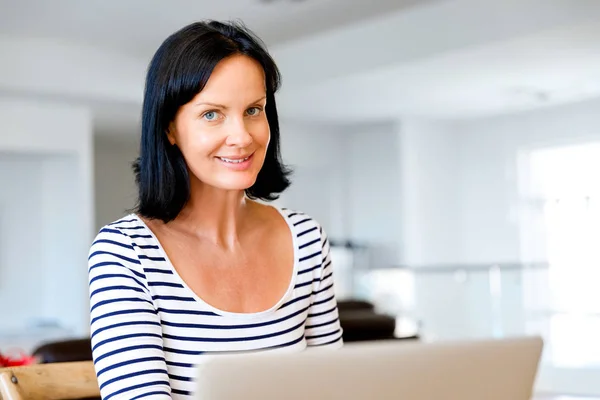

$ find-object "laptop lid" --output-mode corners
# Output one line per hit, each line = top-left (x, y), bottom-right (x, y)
(194, 336), (543, 400)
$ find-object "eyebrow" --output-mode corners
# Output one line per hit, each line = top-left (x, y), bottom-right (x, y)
(195, 95), (267, 109)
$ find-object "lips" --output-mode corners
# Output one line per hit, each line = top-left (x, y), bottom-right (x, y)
(215, 153), (255, 170)
(217, 155), (251, 164)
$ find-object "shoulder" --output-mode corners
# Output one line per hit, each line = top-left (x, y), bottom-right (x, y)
(88, 214), (148, 276)
(91, 214), (146, 243)
(250, 202), (328, 250)
(260, 205), (325, 240)
(280, 208), (327, 240)
(275, 207), (330, 258)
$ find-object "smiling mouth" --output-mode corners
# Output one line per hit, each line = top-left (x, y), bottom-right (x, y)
(217, 154), (252, 163)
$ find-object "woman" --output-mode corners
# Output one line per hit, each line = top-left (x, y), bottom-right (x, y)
(88, 20), (343, 399)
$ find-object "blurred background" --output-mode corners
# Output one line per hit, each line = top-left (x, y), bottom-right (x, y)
(1, 0), (600, 397)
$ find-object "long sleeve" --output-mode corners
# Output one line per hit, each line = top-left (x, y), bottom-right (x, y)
(304, 228), (344, 348)
(88, 226), (171, 400)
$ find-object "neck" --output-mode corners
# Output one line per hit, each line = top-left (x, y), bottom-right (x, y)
(175, 179), (251, 249)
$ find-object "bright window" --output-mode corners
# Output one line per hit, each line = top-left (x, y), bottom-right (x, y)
(521, 142), (600, 367)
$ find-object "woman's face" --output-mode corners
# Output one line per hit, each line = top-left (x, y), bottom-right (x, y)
(168, 54), (270, 193)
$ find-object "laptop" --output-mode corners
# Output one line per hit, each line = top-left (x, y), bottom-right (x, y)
(194, 336), (543, 400)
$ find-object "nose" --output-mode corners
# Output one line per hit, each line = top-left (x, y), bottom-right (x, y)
(225, 116), (253, 148)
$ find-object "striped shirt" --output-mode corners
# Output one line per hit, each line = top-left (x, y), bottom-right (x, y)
(88, 208), (343, 400)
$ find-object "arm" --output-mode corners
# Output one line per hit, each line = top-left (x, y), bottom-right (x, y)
(88, 227), (171, 400)
(304, 227), (344, 349)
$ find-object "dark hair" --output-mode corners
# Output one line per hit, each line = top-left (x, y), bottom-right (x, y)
(133, 20), (291, 223)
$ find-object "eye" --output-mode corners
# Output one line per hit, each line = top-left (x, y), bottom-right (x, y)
(246, 107), (262, 117)
(202, 111), (221, 121)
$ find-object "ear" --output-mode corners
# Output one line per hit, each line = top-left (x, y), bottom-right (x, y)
(166, 122), (177, 146)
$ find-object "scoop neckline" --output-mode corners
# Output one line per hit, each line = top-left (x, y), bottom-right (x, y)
(132, 206), (300, 319)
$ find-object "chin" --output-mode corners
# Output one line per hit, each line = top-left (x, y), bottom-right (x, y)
(213, 176), (258, 192)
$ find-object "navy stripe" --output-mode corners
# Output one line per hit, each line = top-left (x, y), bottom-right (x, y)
(318, 336), (343, 346)
(100, 368), (167, 391)
(148, 282), (185, 288)
(168, 373), (193, 382)
(93, 332), (162, 352)
(99, 227), (124, 235)
(321, 271), (333, 282)
(306, 317), (339, 330)
(91, 308), (157, 325)
(265, 333), (305, 350)
(294, 278), (319, 289)
(298, 227), (318, 237)
(104, 380), (170, 400)
(163, 347), (204, 356)
(157, 307), (219, 316)
(171, 388), (192, 396)
(93, 239), (135, 250)
(315, 282), (334, 295)
(129, 234), (153, 239)
(95, 344), (163, 364)
(96, 356), (165, 378)
(133, 243), (160, 249)
(162, 320), (305, 343)
(89, 250), (141, 265)
(89, 273), (145, 289)
(299, 251), (321, 262)
(88, 261), (145, 279)
(293, 218), (312, 226)
(311, 294), (335, 307)
(91, 297), (153, 313)
(90, 285), (146, 300)
(143, 268), (173, 274)
(215, 334), (306, 354)
(117, 225), (146, 230)
(306, 329), (341, 340)
(139, 255), (167, 262)
(279, 293), (311, 309)
(165, 360), (193, 368)
(298, 264), (321, 275)
(109, 218), (138, 225)
(307, 306), (337, 318)
(152, 295), (195, 302)
(131, 390), (171, 400)
(299, 238), (320, 249)
(91, 320), (162, 340)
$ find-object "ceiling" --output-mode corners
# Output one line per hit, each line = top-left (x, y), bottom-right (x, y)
(2, 0), (600, 135)
(278, 21), (600, 121)
(0, 0), (430, 58)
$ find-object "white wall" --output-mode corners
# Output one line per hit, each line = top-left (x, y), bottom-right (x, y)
(278, 121), (402, 267)
(94, 135), (139, 230)
(394, 98), (600, 265)
(278, 122), (348, 240)
(346, 122), (402, 266)
(0, 96), (93, 339)
(455, 97), (600, 263)
(0, 155), (45, 330)
(0, 36), (144, 105)
(398, 119), (463, 265)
